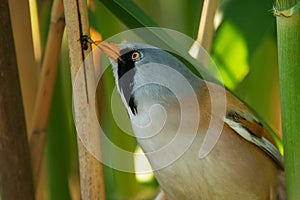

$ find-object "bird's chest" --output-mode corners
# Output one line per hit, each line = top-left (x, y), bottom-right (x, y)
(129, 96), (279, 200)
(131, 115), (276, 200)
(129, 104), (224, 199)
(137, 132), (265, 200)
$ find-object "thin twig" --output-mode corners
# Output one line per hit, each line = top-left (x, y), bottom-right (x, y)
(8, 0), (40, 134)
(189, 0), (219, 62)
(29, 0), (65, 188)
(197, 0), (219, 52)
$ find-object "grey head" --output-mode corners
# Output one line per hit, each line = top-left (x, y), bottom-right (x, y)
(107, 43), (201, 117)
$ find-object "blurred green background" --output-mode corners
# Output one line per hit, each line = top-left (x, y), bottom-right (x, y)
(37, 0), (281, 199)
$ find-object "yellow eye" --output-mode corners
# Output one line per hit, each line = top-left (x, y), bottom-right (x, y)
(131, 51), (141, 61)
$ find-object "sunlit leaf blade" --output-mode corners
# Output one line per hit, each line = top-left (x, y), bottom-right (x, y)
(212, 0), (282, 145)
(99, 0), (220, 83)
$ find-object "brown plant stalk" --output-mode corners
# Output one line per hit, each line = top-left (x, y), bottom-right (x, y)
(29, 0), (65, 189)
(0, 0), (35, 198)
(62, 0), (106, 198)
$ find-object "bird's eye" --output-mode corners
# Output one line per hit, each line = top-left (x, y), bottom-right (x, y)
(131, 51), (141, 61)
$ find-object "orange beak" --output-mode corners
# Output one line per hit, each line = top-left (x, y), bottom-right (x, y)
(98, 41), (121, 61)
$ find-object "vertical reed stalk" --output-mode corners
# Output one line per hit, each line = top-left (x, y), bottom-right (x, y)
(63, 0), (106, 198)
(275, 1), (300, 199)
(0, 0), (35, 198)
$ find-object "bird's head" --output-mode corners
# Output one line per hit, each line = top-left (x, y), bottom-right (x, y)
(99, 42), (200, 117)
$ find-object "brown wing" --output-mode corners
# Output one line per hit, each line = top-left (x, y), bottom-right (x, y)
(225, 92), (284, 169)
(203, 81), (284, 169)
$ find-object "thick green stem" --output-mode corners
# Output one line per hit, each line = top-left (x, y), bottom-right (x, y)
(276, 1), (300, 199)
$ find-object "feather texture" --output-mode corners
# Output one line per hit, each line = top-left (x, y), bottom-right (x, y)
(99, 42), (286, 200)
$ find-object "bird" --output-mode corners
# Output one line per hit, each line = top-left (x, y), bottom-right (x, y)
(97, 41), (286, 200)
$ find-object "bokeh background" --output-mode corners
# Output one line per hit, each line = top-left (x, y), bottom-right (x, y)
(8, 0), (282, 199)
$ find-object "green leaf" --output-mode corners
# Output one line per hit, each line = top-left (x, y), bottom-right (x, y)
(99, 0), (159, 28)
(212, 21), (249, 89)
(212, 0), (282, 145)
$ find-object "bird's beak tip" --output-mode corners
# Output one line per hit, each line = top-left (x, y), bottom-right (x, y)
(98, 41), (120, 61)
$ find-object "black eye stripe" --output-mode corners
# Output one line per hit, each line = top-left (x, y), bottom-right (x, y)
(118, 52), (135, 79)
(117, 49), (140, 115)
